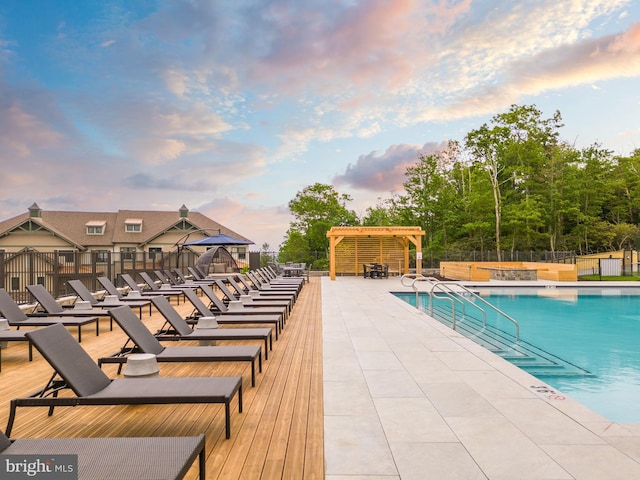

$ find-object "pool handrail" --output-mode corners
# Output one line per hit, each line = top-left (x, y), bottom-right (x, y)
(404, 276), (520, 341)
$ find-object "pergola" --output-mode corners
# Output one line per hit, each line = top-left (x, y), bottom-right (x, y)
(326, 226), (425, 280)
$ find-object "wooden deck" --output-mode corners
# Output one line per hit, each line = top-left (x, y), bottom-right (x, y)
(0, 277), (324, 479)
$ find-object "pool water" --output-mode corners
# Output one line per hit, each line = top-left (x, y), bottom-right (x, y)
(395, 287), (640, 423)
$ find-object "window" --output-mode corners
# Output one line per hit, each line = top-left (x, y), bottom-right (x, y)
(149, 247), (162, 259)
(58, 251), (75, 263)
(36, 276), (45, 286)
(93, 250), (110, 262)
(121, 247), (136, 260)
(85, 220), (106, 235)
(11, 277), (19, 291)
(125, 219), (142, 233)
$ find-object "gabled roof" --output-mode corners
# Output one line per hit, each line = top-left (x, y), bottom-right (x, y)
(0, 206), (252, 249)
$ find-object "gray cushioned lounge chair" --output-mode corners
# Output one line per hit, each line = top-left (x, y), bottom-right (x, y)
(100, 305), (262, 386)
(0, 329), (33, 372)
(235, 274), (299, 302)
(0, 288), (98, 342)
(223, 277), (293, 313)
(67, 279), (151, 317)
(204, 282), (290, 317)
(181, 287), (283, 339)
(0, 430), (206, 479)
(120, 273), (184, 303)
(151, 295), (273, 359)
(26, 284), (114, 333)
(5, 323), (242, 439)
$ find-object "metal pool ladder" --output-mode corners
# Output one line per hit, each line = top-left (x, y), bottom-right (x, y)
(402, 274), (520, 341)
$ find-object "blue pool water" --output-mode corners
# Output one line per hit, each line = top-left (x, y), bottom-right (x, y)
(395, 287), (640, 423)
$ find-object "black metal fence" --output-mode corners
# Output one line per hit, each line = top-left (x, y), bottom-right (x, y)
(4, 249), (635, 303)
(0, 250), (202, 303)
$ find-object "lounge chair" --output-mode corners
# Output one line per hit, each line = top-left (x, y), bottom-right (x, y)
(0, 430), (206, 479)
(151, 295), (273, 359)
(246, 271), (301, 297)
(0, 288), (98, 342)
(96, 276), (158, 304)
(67, 279), (152, 317)
(6, 323), (243, 439)
(172, 268), (215, 286)
(188, 266), (208, 281)
(223, 277), (293, 313)
(235, 274), (299, 302)
(0, 329), (33, 372)
(100, 305), (262, 386)
(257, 267), (304, 289)
(181, 288), (284, 339)
(26, 284), (114, 332)
(216, 278), (291, 312)
(198, 284), (287, 321)
(120, 273), (185, 303)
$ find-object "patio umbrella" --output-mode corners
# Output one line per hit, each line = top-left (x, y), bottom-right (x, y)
(182, 233), (254, 246)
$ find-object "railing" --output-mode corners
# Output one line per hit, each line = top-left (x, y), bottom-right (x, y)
(1, 250), (205, 303)
(402, 274), (520, 341)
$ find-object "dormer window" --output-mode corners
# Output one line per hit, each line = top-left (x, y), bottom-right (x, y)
(125, 219), (142, 233)
(86, 220), (106, 235)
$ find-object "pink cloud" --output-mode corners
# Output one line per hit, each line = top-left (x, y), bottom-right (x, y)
(249, 0), (438, 94)
(334, 141), (448, 192)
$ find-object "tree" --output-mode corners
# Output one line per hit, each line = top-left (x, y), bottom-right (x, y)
(280, 183), (359, 264)
(278, 230), (310, 263)
(465, 105), (564, 259)
(287, 183), (359, 253)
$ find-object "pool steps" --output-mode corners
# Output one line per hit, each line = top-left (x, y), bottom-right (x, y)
(426, 299), (594, 378)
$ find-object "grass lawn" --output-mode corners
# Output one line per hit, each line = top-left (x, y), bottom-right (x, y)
(578, 275), (640, 281)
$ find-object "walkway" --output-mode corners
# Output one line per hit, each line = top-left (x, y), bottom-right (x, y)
(322, 276), (640, 479)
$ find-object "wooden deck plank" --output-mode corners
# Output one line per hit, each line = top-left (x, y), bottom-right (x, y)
(0, 276), (324, 480)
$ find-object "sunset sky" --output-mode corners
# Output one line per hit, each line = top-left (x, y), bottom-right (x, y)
(1, 1), (639, 249)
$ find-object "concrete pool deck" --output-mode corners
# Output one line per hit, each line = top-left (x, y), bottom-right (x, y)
(322, 276), (640, 479)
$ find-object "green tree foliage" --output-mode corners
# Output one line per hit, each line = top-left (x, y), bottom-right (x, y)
(280, 183), (359, 262)
(280, 106), (640, 260)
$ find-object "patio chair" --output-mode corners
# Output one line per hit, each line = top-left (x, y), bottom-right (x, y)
(0, 430), (206, 479)
(0, 329), (33, 372)
(145, 271), (201, 292)
(5, 323), (243, 439)
(151, 295), (273, 359)
(181, 288), (284, 339)
(188, 266), (209, 280)
(224, 277), (293, 313)
(0, 288), (98, 342)
(26, 284), (114, 333)
(196, 284), (285, 320)
(258, 267), (304, 288)
(246, 271), (301, 297)
(119, 273), (184, 303)
(67, 279), (152, 317)
(172, 268), (215, 286)
(213, 278), (290, 310)
(96, 276), (161, 305)
(235, 274), (299, 302)
(99, 305), (262, 387)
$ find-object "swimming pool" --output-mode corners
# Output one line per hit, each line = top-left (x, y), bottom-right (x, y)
(394, 286), (640, 423)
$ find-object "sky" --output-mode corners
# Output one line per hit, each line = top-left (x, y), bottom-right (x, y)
(1, 1), (640, 250)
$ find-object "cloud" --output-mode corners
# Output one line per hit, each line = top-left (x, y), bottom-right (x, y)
(334, 142), (448, 192)
(421, 20), (640, 121)
(198, 196), (292, 249)
(0, 103), (65, 158)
